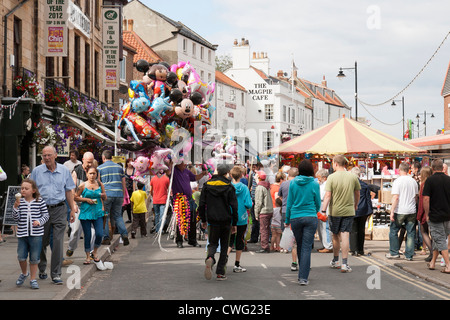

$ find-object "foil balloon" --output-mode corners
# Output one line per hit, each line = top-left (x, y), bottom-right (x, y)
(145, 85), (173, 123)
(175, 98), (195, 119)
(150, 148), (173, 173)
(132, 156), (152, 178)
(117, 103), (160, 145)
(182, 62), (215, 106)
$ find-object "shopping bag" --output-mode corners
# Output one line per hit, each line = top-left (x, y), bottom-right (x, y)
(123, 188), (130, 206)
(317, 212), (327, 222)
(280, 227), (295, 251)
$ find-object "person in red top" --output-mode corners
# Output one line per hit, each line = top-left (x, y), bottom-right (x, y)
(150, 170), (170, 233)
(270, 172), (285, 205)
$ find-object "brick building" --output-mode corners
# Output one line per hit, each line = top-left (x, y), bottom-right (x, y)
(0, 0), (128, 196)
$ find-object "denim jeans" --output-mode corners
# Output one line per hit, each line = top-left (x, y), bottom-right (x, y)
(389, 213), (416, 259)
(290, 217), (318, 281)
(80, 218), (104, 252)
(18, 236), (43, 264)
(104, 196), (128, 239)
(153, 204), (166, 233)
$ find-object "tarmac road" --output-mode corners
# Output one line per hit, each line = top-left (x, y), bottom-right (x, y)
(74, 221), (450, 301)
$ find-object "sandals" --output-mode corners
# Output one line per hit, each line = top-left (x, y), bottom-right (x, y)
(83, 259), (91, 265)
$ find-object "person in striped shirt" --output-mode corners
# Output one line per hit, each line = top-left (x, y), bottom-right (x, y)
(13, 179), (49, 289)
(98, 150), (129, 246)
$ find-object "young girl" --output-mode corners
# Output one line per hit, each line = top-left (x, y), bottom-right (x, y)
(12, 178), (49, 289)
(75, 167), (106, 265)
(270, 197), (283, 252)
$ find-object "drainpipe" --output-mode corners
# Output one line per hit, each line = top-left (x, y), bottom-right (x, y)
(2, 0), (31, 97)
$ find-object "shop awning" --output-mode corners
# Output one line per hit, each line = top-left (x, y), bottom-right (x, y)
(408, 134), (450, 151)
(62, 114), (114, 145)
(266, 115), (423, 155)
(96, 123), (127, 142)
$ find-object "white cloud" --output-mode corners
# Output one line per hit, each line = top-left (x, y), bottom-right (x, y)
(140, 0), (450, 139)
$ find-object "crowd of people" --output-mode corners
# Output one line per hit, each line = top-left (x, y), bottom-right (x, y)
(3, 146), (450, 289)
(387, 159), (450, 274)
(199, 155), (366, 284)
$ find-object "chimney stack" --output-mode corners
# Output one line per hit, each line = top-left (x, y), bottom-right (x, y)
(123, 19), (128, 31)
(322, 75), (327, 87)
(277, 70), (284, 78)
(128, 19), (134, 31)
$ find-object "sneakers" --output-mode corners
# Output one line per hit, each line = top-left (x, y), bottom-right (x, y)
(122, 236), (130, 246)
(291, 262), (298, 271)
(16, 273), (29, 286)
(233, 265), (247, 273)
(30, 279), (39, 289)
(330, 260), (340, 269)
(298, 279), (309, 286)
(385, 253), (400, 259)
(52, 277), (63, 285)
(204, 257), (213, 280)
(340, 264), (352, 273)
(216, 275), (227, 281)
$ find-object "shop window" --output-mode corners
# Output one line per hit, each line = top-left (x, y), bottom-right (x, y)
(265, 104), (273, 121)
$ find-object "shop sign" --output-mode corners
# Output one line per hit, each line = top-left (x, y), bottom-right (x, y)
(248, 83), (273, 101)
(68, 0), (91, 38)
(102, 7), (120, 90)
(44, 0), (69, 56)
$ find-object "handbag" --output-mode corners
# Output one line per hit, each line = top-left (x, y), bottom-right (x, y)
(123, 188), (130, 206)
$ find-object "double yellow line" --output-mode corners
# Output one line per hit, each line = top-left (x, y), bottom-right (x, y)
(357, 255), (450, 300)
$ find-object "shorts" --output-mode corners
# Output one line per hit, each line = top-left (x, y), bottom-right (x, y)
(329, 216), (354, 234)
(428, 220), (450, 252)
(17, 236), (43, 264)
(229, 225), (247, 251)
(271, 226), (282, 234)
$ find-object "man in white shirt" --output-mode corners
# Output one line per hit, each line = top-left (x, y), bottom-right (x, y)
(63, 150), (82, 173)
(386, 162), (418, 260)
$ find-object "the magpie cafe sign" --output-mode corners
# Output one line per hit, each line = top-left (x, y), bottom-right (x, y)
(248, 83), (273, 101)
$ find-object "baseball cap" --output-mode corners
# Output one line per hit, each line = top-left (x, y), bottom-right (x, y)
(256, 170), (266, 180)
(217, 163), (231, 175)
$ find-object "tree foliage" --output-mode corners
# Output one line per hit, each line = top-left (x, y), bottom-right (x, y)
(215, 54), (233, 72)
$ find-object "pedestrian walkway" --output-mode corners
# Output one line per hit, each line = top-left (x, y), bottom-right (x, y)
(361, 240), (450, 290)
(0, 226), (448, 299)
(0, 223), (131, 300)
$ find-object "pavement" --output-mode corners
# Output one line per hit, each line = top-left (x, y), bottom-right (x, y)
(0, 224), (449, 300)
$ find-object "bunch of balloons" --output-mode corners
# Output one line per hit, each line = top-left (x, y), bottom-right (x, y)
(116, 59), (215, 152)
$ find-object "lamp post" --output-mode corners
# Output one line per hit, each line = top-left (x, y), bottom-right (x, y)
(391, 96), (405, 140)
(337, 61), (358, 121)
(416, 111), (435, 137)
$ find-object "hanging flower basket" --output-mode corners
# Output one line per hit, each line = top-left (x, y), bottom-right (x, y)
(45, 87), (72, 110)
(13, 75), (45, 103)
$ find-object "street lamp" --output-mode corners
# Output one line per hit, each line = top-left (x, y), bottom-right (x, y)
(391, 96), (405, 140)
(337, 61), (358, 122)
(416, 111), (435, 136)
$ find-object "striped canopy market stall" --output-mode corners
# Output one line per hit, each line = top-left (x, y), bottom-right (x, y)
(267, 116), (423, 155)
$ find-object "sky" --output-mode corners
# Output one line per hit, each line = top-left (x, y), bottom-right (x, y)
(139, 0), (450, 141)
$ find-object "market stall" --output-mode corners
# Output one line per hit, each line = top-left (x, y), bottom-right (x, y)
(265, 115), (426, 239)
